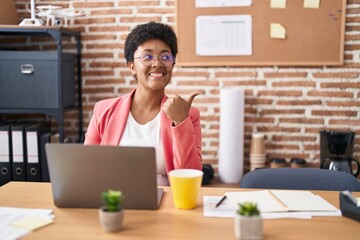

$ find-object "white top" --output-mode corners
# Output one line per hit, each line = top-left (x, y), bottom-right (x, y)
(119, 112), (168, 185)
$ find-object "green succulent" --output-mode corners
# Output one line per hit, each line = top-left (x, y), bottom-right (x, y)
(101, 189), (123, 212)
(237, 202), (260, 216)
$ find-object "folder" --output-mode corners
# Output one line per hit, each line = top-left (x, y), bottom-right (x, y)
(0, 123), (14, 186)
(40, 132), (51, 182)
(25, 122), (50, 182)
(40, 132), (59, 182)
(11, 123), (30, 181)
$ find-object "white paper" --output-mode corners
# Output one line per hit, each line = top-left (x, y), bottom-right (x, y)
(196, 0), (252, 8)
(196, 15), (252, 56)
(203, 196), (236, 218)
(0, 207), (54, 240)
(218, 88), (245, 183)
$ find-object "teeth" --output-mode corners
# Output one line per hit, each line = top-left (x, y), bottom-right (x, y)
(149, 73), (164, 77)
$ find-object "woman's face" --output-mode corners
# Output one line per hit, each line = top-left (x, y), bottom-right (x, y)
(129, 39), (174, 92)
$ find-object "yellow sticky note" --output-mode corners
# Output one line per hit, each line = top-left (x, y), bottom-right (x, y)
(11, 216), (54, 231)
(271, 0), (286, 9)
(270, 23), (286, 39)
(304, 0), (320, 9)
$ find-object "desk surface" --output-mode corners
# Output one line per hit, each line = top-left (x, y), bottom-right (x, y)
(0, 182), (358, 240)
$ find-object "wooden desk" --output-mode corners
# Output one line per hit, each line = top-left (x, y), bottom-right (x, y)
(0, 182), (358, 240)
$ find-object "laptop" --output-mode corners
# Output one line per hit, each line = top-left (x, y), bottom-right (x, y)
(45, 143), (163, 209)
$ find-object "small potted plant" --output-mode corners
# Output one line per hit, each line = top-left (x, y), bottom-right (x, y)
(98, 189), (124, 232)
(234, 201), (262, 240)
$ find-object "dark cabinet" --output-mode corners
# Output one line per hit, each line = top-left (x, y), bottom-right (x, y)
(0, 26), (83, 142)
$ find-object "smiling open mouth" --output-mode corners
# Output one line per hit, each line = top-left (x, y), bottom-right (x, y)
(149, 72), (164, 77)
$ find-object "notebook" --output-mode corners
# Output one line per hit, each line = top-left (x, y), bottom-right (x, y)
(45, 143), (163, 209)
(225, 190), (338, 213)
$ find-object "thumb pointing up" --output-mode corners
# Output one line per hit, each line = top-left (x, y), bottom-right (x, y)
(162, 92), (200, 126)
(187, 92), (200, 105)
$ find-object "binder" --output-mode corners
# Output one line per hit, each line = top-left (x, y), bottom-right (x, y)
(11, 123), (30, 181)
(0, 123), (13, 186)
(25, 122), (50, 182)
(40, 132), (51, 182)
(40, 132), (59, 182)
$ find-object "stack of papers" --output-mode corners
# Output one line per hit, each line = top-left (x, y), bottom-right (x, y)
(204, 190), (341, 219)
(0, 207), (54, 240)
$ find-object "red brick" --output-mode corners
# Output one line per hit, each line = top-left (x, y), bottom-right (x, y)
(326, 101), (360, 107)
(260, 109), (305, 115)
(82, 35), (117, 41)
(307, 91), (353, 98)
(313, 72), (359, 78)
(258, 90), (302, 97)
(121, 17), (161, 22)
(277, 100), (321, 105)
(138, 8), (174, 14)
(91, 9), (132, 15)
(177, 81), (219, 87)
(82, 53), (114, 59)
(89, 26), (130, 32)
(272, 81), (315, 87)
(279, 118), (324, 124)
(223, 80), (266, 86)
(73, 2), (114, 8)
(329, 119), (360, 125)
(264, 72), (308, 78)
(90, 62), (127, 68)
(119, 1), (160, 6)
(75, 18), (116, 24)
(272, 135), (316, 142)
(215, 72), (257, 77)
(311, 110), (357, 117)
(321, 82), (360, 88)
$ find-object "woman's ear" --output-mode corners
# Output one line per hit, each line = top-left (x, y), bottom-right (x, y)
(128, 61), (136, 75)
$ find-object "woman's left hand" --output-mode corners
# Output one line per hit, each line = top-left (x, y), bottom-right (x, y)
(162, 92), (199, 126)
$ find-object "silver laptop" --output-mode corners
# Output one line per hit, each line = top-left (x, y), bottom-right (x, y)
(45, 143), (163, 209)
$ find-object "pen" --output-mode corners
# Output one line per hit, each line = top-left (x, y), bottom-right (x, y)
(215, 196), (227, 208)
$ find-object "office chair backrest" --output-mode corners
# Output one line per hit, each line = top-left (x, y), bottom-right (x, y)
(240, 168), (360, 191)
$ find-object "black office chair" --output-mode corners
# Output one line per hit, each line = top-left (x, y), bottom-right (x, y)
(240, 168), (360, 191)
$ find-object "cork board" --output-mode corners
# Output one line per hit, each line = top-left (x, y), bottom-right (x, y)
(175, 0), (346, 67)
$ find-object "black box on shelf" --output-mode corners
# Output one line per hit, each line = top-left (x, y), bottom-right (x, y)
(0, 51), (75, 110)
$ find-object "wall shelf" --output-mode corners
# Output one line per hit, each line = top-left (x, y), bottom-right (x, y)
(0, 25), (83, 142)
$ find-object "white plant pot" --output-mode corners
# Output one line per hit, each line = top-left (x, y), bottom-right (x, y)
(98, 206), (124, 232)
(234, 215), (263, 240)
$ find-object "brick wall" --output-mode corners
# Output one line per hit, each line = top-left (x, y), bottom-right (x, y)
(14, 0), (360, 173)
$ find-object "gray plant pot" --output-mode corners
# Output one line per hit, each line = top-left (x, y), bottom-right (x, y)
(98, 206), (124, 232)
(234, 215), (263, 240)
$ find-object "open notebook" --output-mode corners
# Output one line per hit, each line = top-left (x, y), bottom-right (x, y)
(225, 190), (338, 213)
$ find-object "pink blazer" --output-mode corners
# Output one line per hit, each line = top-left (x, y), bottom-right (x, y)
(84, 89), (202, 173)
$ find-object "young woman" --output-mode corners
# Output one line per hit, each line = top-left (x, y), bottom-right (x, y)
(84, 22), (202, 185)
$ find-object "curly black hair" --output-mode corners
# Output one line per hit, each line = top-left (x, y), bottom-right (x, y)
(124, 22), (178, 63)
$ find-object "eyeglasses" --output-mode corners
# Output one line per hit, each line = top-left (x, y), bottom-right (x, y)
(134, 52), (175, 67)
